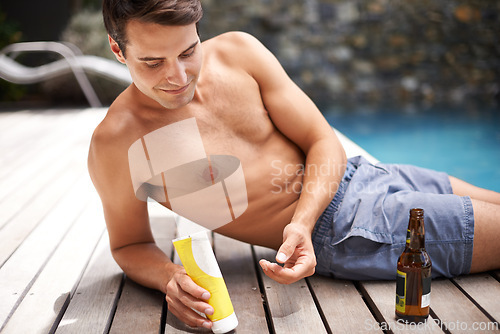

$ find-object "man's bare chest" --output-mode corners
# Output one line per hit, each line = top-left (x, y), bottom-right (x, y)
(128, 113), (255, 229)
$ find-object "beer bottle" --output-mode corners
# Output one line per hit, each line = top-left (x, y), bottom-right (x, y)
(395, 208), (432, 323)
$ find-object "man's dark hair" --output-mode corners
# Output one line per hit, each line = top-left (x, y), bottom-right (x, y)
(102, 0), (203, 56)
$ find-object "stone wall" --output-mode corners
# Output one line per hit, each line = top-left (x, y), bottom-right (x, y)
(199, 0), (500, 109)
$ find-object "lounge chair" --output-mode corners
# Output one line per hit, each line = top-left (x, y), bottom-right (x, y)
(0, 41), (132, 108)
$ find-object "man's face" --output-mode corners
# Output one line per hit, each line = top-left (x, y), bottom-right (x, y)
(112, 20), (202, 110)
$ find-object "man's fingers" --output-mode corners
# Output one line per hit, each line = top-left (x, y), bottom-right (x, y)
(262, 266), (298, 284)
(259, 259), (307, 285)
(168, 299), (212, 329)
(177, 273), (211, 301)
(276, 252), (288, 263)
(276, 238), (299, 264)
(167, 284), (213, 314)
(277, 223), (307, 263)
(276, 234), (299, 263)
(165, 272), (214, 328)
(259, 259), (282, 273)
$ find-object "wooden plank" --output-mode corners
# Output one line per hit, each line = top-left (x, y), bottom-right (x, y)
(54, 231), (123, 334)
(0, 166), (87, 266)
(109, 214), (177, 334)
(0, 137), (76, 203)
(0, 150), (76, 230)
(0, 110), (69, 149)
(430, 278), (498, 333)
(0, 111), (72, 174)
(0, 107), (99, 236)
(0, 108), (101, 148)
(0, 111), (46, 149)
(108, 278), (166, 334)
(254, 246), (327, 334)
(0, 110), (94, 231)
(0, 107), (104, 331)
(214, 234), (269, 333)
(452, 274), (500, 322)
(359, 281), (443, 333)
(307, 275), (382, 333)
(0, 173), (92, 328)
(0, 108), (102, 184)
(0, 112), (90, 202)
(0, 198), (106, 334)
(0, 110), (31, 133)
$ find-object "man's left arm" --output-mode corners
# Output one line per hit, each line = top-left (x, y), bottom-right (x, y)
(236, 32), (347, 284)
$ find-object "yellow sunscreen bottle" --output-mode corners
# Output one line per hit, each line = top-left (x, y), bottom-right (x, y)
(173, 231), (238, 333)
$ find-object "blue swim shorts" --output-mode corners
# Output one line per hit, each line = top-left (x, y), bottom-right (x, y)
(311, 156), (474, 281)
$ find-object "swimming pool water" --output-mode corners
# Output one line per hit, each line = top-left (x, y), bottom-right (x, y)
(324, 105), (500, 192)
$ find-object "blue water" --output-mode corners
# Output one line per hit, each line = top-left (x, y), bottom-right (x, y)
(324, 105), (500, 192)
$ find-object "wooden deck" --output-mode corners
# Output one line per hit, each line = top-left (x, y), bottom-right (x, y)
(1, 108), (499, 333)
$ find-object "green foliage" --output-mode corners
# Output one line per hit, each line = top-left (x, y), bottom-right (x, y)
(0, 6), (26, 102)
(0, 6), (22, 49)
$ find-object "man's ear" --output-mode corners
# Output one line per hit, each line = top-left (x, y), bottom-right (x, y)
(108, 35), (126, 64)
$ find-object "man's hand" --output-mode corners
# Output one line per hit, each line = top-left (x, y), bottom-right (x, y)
(259, 223), (316, 284)
(165, 266), (214, 329)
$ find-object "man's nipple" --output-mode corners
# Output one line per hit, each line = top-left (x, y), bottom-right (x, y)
(201, 163), (218, 184)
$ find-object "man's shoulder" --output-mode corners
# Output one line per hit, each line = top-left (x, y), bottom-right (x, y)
(206, 31), (257, 46)
(204, 31), (258, 48)
(203, 31), (264, 63)
(89, 100), (136, 162)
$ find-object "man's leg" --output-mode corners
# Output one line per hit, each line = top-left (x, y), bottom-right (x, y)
(449, 176), (500, 205)
(448, 176), (500, 273)
(469, 199), (500, 273)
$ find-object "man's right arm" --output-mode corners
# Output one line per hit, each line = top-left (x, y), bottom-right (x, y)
(87, 123), (214, 329)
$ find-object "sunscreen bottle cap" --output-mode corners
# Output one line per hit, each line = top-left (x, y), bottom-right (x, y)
(211, 312), (238, 333)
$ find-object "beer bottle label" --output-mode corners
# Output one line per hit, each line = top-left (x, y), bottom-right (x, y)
(406, 229), (410, 244)
(395, 270), (406, 313)
(421, 276), (431, 308)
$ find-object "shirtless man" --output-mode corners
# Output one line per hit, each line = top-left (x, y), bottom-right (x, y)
(88, 0), (500, 330)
